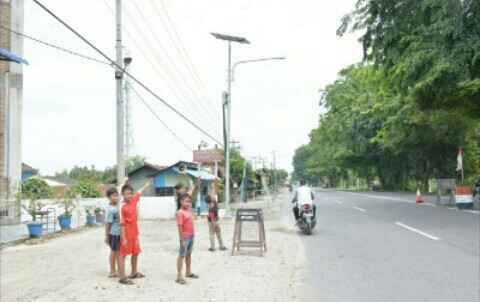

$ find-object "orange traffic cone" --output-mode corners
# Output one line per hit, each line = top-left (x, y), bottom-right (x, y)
(416, 187), (423, 204)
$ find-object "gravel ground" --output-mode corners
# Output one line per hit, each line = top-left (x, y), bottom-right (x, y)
(0, 197), (304, 302)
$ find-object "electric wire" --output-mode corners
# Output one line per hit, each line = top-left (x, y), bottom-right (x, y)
(149, 0), (220, 120)
(100, 0), (207, 133)
(0, 25), (111, 66)
(120, 4), (219, 135)
(31, 0), (222, 146)
(123, 1), (220, 132)
(131, 86), (191, 151)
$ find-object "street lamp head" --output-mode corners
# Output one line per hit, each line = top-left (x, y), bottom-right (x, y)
(210, 32), (250, 44)
(124, 56), (132, 67)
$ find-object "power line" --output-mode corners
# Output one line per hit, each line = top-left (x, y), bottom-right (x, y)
(131, 87), (191, 151)
(124, 1), (220, 130)
(119, 3), (219, 135)
(0, 25), (111, 66)
(5, 4), (210, 152)
(31, 0), (222, 146)
(100, 0), (209, 133)
(150, 0), (221, 120)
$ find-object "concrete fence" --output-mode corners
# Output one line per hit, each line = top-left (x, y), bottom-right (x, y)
(19, 197), (176, 227)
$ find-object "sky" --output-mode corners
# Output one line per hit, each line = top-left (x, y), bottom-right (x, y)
(21, 0), (362, 175)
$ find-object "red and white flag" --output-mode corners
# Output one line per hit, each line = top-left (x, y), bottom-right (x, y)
(456, 147), (463, 172)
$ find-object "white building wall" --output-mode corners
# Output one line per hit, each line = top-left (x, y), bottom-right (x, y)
(7, 0), (24, 200)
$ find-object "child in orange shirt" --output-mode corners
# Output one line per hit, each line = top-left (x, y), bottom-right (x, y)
(118, 182), (149, 285)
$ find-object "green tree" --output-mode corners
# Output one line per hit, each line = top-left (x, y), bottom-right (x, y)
(69, 180), (101, 198)
(338, 0), (480, 187)
(102, 155), (147, 183)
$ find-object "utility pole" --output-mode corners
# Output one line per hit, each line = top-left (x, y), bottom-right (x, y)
(115, 0), (125, 185)
(271, 150), (277, 201)
(230, 140), (241, 150)
(124, 49), (133, 159)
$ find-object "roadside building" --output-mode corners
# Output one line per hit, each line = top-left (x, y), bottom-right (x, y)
(127, 161), (217, 211)
(21, 163), (38, 179)
(0, 0), (26, 225)
(126, 162), (167, 196)
(152, 161), (216, 211)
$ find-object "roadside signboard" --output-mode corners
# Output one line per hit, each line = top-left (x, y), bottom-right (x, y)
(232, 208), (267, 256)
(193, 148), (223, 163)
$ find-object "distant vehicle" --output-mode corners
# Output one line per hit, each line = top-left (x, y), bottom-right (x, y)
(370, 180), (381, 191)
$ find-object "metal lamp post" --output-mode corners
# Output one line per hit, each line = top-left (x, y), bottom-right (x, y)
(211, 33), (285, 217)
(211, 33), (250, 217)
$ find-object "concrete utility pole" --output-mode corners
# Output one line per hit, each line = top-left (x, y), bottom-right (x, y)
(271, 150), (277, 201)
(115, 0), (125, 185)
(124, 49), (133, 159)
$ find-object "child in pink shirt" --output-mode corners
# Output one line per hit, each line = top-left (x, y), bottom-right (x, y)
(176, 193), (199, 284)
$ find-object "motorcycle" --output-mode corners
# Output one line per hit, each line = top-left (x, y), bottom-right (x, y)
(297, 204), (316, 235)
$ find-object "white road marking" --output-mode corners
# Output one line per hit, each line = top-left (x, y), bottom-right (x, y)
(395, 222), (441, 241)
(347, 192), (412, 203)
(353, 206), (366, 212)
(463, 210), (480, 215)
(334, 200), (342, 204)
(346, 192), (475, 213)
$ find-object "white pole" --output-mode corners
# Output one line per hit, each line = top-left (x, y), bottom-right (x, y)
(214, 161), (218, 201)
(197, 162), (201, 216)
(225, 41), (232, 217)
(115, 0), (125, 186)
(124, 48), (133, 159)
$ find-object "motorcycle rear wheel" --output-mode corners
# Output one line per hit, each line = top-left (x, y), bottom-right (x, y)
(304, 224), (312, 235)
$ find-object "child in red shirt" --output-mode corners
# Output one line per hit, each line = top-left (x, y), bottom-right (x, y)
(118, 182), (149, 285)
(176, 193), (199, 284)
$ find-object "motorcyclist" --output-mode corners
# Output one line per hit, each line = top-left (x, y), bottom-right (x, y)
(292, 179), (316, 222)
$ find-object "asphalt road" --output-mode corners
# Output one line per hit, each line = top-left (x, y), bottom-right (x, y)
(286, 189), (480, 302)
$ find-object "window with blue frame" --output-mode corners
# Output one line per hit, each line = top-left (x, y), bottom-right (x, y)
(155, 187), (174, 197)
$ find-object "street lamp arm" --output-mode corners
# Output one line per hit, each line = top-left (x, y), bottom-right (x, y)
(232, 56), (285, 80)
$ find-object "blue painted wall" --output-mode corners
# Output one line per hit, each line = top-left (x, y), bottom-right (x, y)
(154, 168), (210, 211)
(22, 172), (36, 180)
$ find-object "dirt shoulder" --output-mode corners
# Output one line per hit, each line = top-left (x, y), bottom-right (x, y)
(0, 196), (303, 302)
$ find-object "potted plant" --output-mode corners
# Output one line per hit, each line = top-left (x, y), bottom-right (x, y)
(94, 206), (105, 225)
(56, 189), (76, 229)
(84, 205), (96, 226)
(17, 178), (53, 237)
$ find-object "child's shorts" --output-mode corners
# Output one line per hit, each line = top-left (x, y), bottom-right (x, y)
(179, 235), (195, 257)
(109, 235), (121, 252)
(119, 237), (141, 256)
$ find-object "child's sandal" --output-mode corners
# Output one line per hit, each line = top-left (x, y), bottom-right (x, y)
(119, 277), (133, 285)
(130, 272), (145, 279)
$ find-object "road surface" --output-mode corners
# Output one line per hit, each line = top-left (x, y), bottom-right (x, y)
(286, 189), (480, 302)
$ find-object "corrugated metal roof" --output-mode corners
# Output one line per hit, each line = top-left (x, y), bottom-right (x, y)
(172, 167), (217, 180)
(0, 47), (29, 65)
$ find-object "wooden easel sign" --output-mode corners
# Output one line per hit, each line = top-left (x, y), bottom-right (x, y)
(231, 208), (267, 256)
